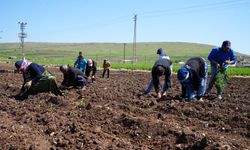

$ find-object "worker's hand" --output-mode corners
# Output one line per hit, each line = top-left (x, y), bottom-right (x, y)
(216, 63), (221, 69)
(91, 76), (96, 82)
(157, 92), (162, 98)
(162, 91), (167, 96)
(24, 81), (32, 89)
(213, 60), (220, 69)
(224, 60), (231, 65)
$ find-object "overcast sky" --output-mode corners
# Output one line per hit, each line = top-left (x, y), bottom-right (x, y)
(1, 0), (250, 54)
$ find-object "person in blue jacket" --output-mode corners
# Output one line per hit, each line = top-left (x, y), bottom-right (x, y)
(205, 40), (236, 99)
(14, 59), (62, 100)
(177, 57), (208, 101)
(74, 51), (87, 73)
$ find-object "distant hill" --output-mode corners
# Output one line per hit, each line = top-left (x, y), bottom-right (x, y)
(0, 42), (248, 64)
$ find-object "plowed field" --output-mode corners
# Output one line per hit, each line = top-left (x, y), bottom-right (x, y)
(0, 63), (249, 149)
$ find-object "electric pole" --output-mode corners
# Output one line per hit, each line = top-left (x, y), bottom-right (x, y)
(123, 43), (126, 63)
(132, 14), (137, 64)
(0, 30), (2, 39)
(18, 22), (27, 59)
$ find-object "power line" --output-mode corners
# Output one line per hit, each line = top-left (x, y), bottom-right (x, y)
(42, 15), (131, 35)
(49, 0), (247, 33)
(11, 0), (247, 43)
(139, 0), (249, 18)
(2, 0), (247, 45)
(0, 30), (3, 39)
(31, 0), (249, 42)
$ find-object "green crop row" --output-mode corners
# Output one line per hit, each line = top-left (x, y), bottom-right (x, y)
(227, 67), (250, 76)
(2, 57), (250, 76)
(110, 62), (250, 76)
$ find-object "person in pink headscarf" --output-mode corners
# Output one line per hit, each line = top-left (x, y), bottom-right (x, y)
(14, 59), (62, 100)
(16, 59), (32, 72)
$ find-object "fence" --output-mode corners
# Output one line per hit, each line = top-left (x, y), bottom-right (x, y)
(87, 55), (190, 65)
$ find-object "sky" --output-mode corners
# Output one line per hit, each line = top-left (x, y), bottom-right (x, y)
(0, 0), (250, 55)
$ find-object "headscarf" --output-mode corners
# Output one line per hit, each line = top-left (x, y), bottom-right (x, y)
(87, 59), (93, 67)
(15, 59), (32, 72)
(59, 65), (69, 73)
(177, 67), (190, 82)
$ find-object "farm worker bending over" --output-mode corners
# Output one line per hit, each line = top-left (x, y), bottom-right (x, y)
(177, 57), (208, 101)
(85, 59), (97, 82)
(141, 48), (172, 96)
(102, 59), (111, 78)
(59, 65), (88, 89)
(205, 40), (236, 99)
(74, 51), (87, 73)
(14, 59), (63, 100)
(151, 57), (172, 98)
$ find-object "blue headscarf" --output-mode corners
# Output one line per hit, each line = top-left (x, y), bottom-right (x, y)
(177, 67), (189, 82)
(15, 60), (23, 69)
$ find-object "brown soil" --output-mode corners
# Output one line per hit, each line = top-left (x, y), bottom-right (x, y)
(0, 63), (249, 150)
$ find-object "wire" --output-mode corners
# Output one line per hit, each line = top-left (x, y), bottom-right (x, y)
(139, 0), (249, 18)
(2, 0), (248, 44)
(43, 15), (132, 35)
(40, 0), (249, 35)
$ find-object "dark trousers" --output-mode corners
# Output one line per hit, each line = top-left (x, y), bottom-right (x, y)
(102, 69), (110, 78)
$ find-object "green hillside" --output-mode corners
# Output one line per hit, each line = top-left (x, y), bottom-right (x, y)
(0, 42), (246, 65)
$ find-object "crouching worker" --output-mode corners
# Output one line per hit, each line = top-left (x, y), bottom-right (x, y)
(152, 58), (172, 98)
(142, 48), (172, 95)
(59, 65), (88, 89)
(14, 59), (63, 100)
(177, 57), (208, 101)
(85, 59), (97, 82)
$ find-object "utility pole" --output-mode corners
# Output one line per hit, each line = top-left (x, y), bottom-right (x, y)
(0, 30), (2, 39)
(18, 22), (27, 59)
(123, 43), (126, 63)
(132, 14), (137, 65)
